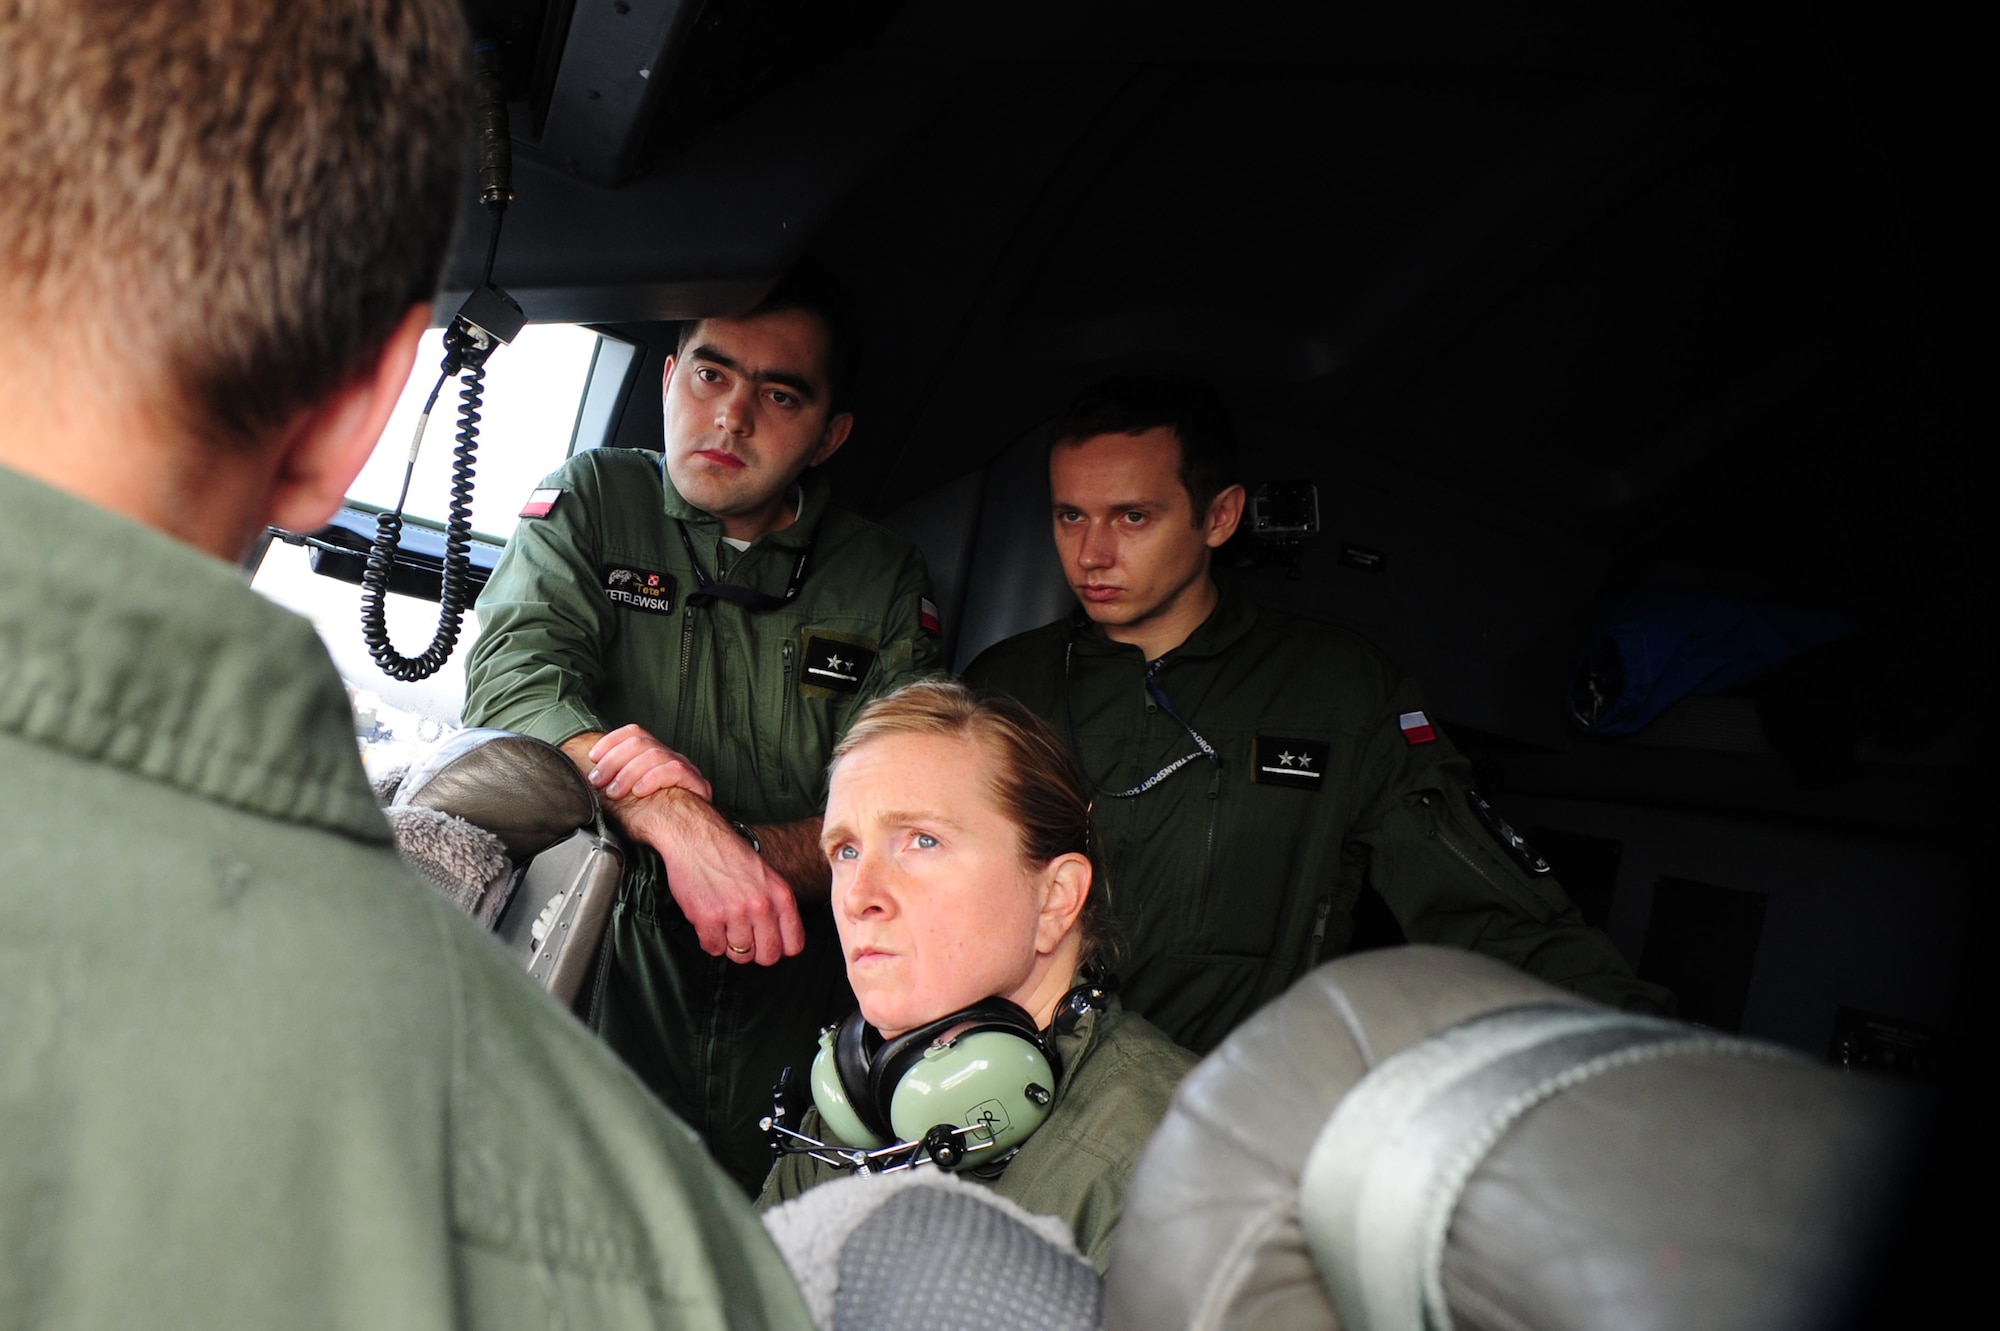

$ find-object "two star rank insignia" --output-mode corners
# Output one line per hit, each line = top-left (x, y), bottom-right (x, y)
(801, 635), (878, 696)
(1254, 734), (1331, 791)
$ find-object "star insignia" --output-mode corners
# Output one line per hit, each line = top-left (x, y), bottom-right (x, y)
(1278, 751), (1299, 767)
(826, 653), (850, 672)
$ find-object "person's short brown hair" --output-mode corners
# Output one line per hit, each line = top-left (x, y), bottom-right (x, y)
(1052, 373), (1239, 519)
(0, 0), (470, 450)
(830, 679), (1115, 973)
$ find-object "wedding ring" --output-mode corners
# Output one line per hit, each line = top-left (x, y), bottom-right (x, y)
(728, 943), (752, 955)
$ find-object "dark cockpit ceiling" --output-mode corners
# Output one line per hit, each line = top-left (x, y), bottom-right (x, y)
(448, 2), (1973, 794)
(451, 1), (1968, 609)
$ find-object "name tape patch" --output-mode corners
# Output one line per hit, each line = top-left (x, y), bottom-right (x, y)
(601, 564), (676, 615)
(520, 488), (563, 519)
(802, 635), (877, 695)
(1254, 734), (1331, 790)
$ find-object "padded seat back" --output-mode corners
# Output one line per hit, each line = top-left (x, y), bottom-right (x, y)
(1104, 946), (1919, 1331)
(880, 423), (1072, 672)
(393, 728), (623, 1012)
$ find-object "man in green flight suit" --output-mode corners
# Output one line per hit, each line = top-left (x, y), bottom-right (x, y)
(963, 375), (1670, 1053)
(465, 270), (943, 1192)
(0, 2), (810, 1326)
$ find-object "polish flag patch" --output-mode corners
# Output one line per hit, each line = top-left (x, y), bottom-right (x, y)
(519, 487), (563, 519)
(1398, 710), (1437, 745)
(919, 597), (942, 636)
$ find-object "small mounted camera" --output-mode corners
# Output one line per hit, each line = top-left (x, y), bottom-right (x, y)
(1248, 480), (1321, 541)
(1237, 479), (1321, 579)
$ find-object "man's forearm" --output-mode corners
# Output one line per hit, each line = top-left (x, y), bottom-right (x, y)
(559, 732), (605, 784)
(750, 817), (829, 901)
(561, 731), (826, 899)
(559, 731), (692, 841)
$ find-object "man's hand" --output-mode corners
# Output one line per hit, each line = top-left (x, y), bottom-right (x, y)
(569, 725), (713, 802)
(625, 791), (806, 965)
(557, 729), (803, 963)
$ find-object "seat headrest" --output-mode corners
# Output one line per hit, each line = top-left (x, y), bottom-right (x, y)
(1103, 946), (1558, 1331)
(1104, 946), (1922, 1331)
(390, 728), (597, 862)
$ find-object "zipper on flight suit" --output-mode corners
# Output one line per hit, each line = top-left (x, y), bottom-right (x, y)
(676, 603), (698, 736)
(1202, 766), (1221, 890)
(777, 638), (795, 795)
(1419, 790), (1544, 918)
(1424, 787), (1560, 923)
(1307, 895), (1334, 968)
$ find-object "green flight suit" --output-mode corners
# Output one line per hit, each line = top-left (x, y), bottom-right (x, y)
(465, 448), (941, 1193)
(962, 587), (1670, 1054)
(757, 996), (1195, 1272)
(0, 465), (812, 1330)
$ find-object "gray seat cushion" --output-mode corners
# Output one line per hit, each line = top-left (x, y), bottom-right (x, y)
(1105, 947), (1557, 1331)
(1104, 946), (1922, 1331)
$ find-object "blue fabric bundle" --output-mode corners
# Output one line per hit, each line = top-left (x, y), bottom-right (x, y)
(1566, 589), (1864, 736)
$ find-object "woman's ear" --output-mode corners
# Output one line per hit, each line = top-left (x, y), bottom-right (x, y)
(1034, 853), (1093, 956)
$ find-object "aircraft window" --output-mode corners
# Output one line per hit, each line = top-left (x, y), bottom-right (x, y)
(346, 322), (603, 543)
(252, 322), (618, 774)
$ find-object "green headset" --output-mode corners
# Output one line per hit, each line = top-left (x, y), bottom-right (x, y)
(795, 979), (1109, 1172)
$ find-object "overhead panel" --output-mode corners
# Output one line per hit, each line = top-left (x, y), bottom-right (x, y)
(538, 0), (702, 187)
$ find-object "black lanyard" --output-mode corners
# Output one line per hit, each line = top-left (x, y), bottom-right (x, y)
(673, 516), (813, 611)
(1063, 635), (1221, 798)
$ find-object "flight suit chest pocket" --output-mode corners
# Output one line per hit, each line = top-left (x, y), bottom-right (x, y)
(759, 627), (881, 804)
(598, 563), (677, 615)
(1252, 733), (1331, 791)
(797, 631), (879, 700)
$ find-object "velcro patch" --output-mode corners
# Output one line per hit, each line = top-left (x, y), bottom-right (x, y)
(802, 635), (877, 694)
(520, 488), (563, 519)
(1467, 789), (1552, 876)
(1254, 734), (1330, 790)
(601, 564), (676, 615)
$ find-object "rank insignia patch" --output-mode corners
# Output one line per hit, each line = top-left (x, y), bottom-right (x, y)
(1467, 789), (1552, 876)
(601, 564), (675, 615)
(520, 488), (563, 519)
(1398, 710), (1437, 744)
(802, 635), (877, 695)
(1254, 734), (1331, 790)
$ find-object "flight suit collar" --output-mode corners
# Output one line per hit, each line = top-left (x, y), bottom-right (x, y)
(1045, 982), (1126, 1101)
(656, 459), (834, 551)
(1065, 573), (1261, 666)
(0, 465), (390, 843)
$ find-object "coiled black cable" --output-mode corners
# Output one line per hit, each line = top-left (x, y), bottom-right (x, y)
(355, 36), (512, 684)
(358, 326), (486, 683)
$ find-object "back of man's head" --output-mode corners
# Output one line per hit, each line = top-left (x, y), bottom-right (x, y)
(0, 0), (470, 452)
(1053, 373), (1239, 519)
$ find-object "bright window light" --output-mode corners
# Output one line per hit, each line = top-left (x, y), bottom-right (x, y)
(345, 322), (601, 541)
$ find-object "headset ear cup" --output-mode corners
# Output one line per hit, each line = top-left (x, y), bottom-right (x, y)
(867, 998), (1058, 1135)
(866, 1022), (942, 1128)
(833, 1009), (893, 1143)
